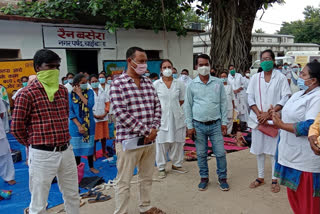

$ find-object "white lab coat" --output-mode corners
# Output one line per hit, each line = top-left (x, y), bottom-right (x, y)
(92, 88), (109, 122)
(247, 70), (291, 155)
(228, 73), (247, 120)
(278, 87), (320, 173)
(154, 78), (186, 143)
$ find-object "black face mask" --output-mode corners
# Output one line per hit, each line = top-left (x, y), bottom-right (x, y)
(210, 72), (215, 77)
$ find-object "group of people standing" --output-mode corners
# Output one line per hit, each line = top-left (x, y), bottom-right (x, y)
(0, 46), (319, 214)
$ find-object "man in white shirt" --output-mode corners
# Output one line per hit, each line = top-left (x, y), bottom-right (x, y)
(178, 69), (192, 87)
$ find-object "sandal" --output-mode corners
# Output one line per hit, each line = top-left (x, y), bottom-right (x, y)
(271, 180), (281, 193)
(80, 190), (99, 199)
(140, 207), (166, 214)
(249, 178), (265, 188)
(88, 192), (111, 203)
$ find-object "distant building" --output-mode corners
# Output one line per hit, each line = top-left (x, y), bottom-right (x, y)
(193, 32), (320, 62)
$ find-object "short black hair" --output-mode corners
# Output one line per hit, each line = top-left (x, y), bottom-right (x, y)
(160, 59), (173, 69)
(73, 73), (85, 86)
(89, 74), (98, 81)
(126, 47), (146, 59)
(306, 61), (320, 86)
(149, 73), (159, 79)
(220, 71), (228, 77)
(181, 69), (189, 74)
(99, 72), (106, 78)
(196, 54), (211, 65)
(260, 49), (275, 61)
(33, 49), (61, 72)
(66, 72), (75, 78)
(21, 76), (28, 81)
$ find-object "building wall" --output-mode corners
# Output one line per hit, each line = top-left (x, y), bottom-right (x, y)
(0, 19), (194, 79)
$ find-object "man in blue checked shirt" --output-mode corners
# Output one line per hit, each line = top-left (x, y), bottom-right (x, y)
(184, 54), (229, 192)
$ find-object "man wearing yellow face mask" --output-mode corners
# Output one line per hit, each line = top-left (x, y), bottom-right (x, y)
(11, 49), (80, 214)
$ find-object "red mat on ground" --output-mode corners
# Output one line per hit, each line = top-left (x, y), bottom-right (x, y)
(184, 137), (248, 153)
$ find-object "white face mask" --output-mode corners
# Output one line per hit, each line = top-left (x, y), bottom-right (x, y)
(245, 73), (250, 77)
(197, 66), (210, 76)
(292, 68), (299, 73)
(163, 68), (173, 77)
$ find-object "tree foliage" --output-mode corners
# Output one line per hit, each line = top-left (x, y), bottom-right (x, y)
(254, 28), (265, 33)
(0, 0), (192, 36)
(278, 6), (320, 44)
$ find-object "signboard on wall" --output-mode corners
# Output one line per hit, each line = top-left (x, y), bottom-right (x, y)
(103, 60), (161, 79)
(0, 59), (35, 96)
(42, 26), (116, 49)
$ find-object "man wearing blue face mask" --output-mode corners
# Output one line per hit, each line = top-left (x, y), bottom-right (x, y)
(64, 72), (75, 93)
(246, 49), (291, 193)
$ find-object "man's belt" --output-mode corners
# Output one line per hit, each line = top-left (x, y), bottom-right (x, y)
(193, 119), (217, 126)
(31, 143), (69, 152)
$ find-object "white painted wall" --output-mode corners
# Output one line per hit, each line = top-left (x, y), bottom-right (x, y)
(0, 19), (195, 79)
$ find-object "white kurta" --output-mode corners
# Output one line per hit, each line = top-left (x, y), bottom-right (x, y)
(278, 88), (320, 173)
(154, 78), (186, 143)
(247, 70), (291, 155)
(228, 73), (247, 119)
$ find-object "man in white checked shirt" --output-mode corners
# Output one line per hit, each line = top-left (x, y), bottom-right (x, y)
(110, 47), (164, 214)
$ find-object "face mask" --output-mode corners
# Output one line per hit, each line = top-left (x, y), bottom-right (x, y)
(299, 67), (302, 72)
(68, 79), (73, 84)
(260, 60), (274, 72)
(131, 59), (147, 75)
(181, 74), (188, 80)
(107, 80), (112, 85)
(245, 73), (250, 77)
(221, 78), (227, 83)
(91, 82), (100, 89)
(63, 80), (68, 85)
(80, 83), (88, 90)
(210, 72), (215, 77)
(284, 65), (288, 69)
(99, 78), (106, 84)
(37, 69), (60, 102)
(152, 80), (156, 83)
(297, 78), (312, 90)
(144, 73), (150, 77)
(230, 70), (236, 75)
(172, 74), (178, 79)
(292, 68), (299, 73)
(163, 68), (173, 77)
(197, 66), (210, 76)
(22, 82), (28, 87)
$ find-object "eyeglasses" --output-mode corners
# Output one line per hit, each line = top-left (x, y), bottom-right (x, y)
(261, 57), (273, 62)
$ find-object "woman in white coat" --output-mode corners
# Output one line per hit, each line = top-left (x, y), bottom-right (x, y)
(246, 49), (291, 193)
(154, 59), (187, 179)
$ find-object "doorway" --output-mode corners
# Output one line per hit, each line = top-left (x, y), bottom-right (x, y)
(66, 50), (98, 75)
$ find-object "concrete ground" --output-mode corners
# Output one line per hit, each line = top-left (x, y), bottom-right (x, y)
(49, 149), (292, 214)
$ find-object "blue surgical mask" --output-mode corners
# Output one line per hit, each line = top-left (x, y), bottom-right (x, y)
(144, 73), (150, 77)
(292, 68), (299, 73)
(99, 78), (106, 84)
(22, 82), (28, 87)
(297, 78), (309, 90)
(221, 78), (227, 83)
(91, 82), (100, 89)
(172, 74), (178, 79)
(284, 65), (288, 69)
(80, 83), (88, 90)
(68, 79), (73, 84)
(63, 80), (68, 85)
(107, 80), (112, 85)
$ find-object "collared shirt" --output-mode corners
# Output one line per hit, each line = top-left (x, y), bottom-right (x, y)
(110, 73), (161, 144)
(11, 79), (70, 146)
(184, 75), (228, 129)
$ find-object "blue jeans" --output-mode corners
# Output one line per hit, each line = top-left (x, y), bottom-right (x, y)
(194, 120), (227, 179)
